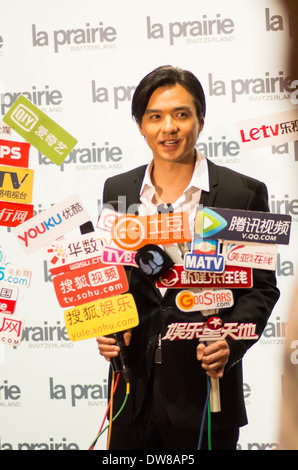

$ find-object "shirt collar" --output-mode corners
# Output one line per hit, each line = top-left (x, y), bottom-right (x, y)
(140, 150), (210, 197)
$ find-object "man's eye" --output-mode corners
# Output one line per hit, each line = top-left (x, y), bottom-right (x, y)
(177, 112), (188, 118)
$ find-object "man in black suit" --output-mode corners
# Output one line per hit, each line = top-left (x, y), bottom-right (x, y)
(96, 66), (280, 450)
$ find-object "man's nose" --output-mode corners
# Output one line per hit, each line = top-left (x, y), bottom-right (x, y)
(161, 115), (178, 133)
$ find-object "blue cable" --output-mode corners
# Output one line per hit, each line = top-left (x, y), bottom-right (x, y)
(197, 375), (211, 450)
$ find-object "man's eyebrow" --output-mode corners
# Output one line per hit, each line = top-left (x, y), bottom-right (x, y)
(144, 106), (192, 114)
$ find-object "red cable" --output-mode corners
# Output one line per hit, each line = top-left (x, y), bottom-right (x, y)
(90, 372), (120, 450)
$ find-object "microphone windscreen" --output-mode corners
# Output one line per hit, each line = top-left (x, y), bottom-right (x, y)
(80, 221), (94, 234)
(105, 200), (120, 212)
(135, 244), (174, 281)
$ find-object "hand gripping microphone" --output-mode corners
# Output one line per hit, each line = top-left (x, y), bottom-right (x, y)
(80, 210), (131, 383)
(109, 331), (131, 383)
(99, 200), (132, 383)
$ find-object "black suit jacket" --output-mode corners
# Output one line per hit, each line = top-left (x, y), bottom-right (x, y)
(102, 159), (280, 432)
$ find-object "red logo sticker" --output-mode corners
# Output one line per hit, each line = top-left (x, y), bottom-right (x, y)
(0, 139), (30, 167)
(53, 261), (129, 307)
(0, 201), (34, 227)
(0, 298), (17, 315)
(157, 265), (253, 289)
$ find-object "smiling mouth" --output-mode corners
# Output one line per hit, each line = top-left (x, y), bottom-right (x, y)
(161, 140), (180, 147)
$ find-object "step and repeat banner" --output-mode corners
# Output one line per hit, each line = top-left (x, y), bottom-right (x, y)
(0, 0), (297, 451)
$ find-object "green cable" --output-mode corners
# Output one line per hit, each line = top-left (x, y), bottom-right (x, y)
(90, 381), (211, 450)
(88, 383), (130, 450)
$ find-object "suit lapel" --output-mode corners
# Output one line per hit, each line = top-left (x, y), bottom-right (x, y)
(125, 165), (147, 212)
(199, 159), (218, 208)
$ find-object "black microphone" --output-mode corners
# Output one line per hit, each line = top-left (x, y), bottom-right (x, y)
(157, 203), (174, 213)
(100, 200), (132, 383)
(135, 243), (174, 281)
(79, 220), (95, 234)
(80, 211), (131, 383)
(109, 331), (131, 383)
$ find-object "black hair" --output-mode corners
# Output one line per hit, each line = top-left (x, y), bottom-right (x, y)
(131, 65), (206, 124)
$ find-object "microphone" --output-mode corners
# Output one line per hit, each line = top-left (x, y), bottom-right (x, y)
(157, 203), (173, 213)
(101, 200), (132, 383)
(202, 310), (221, 413)
(79, 221), (95, 234)
(109, 331), (131, 383)
(135, 243), (174, 281)
(80, 210), (132, 383)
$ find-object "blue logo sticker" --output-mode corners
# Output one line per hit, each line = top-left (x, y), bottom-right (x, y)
(195, 207), (228, 238)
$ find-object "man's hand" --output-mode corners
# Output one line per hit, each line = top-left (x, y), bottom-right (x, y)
(96, 330), (132, 362)
(196, 340), (230, 379)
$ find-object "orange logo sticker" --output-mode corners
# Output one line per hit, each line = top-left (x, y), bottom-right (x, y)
(111, 212), (191, 250)
(176, 289), (234, 312)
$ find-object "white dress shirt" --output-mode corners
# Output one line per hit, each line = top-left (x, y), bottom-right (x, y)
(138, 150), (209, 231)
(137, 150), (210, 294)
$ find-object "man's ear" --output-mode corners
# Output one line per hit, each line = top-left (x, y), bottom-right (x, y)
(199, 117), (205, 134)
(138, 122), (145, 137)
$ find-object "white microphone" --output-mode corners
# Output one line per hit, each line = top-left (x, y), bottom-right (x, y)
(201, 308), (221, 413)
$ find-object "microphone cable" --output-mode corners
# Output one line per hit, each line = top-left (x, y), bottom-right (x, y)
(88, 372), (119, 450)
(88, 373), (130, 450)
(197, 374), (211, 450)
(207, 388), (212, 450)
(106, 371), (116, 450)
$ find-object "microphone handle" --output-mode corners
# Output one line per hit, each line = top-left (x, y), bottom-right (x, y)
(206, 340), (221, 412)
(110, 332), (131, 383)
(78, 216), (131, 383)
(209, 377), (221, 413)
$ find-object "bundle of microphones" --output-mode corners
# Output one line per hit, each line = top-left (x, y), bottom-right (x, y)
(80, 202), (177, 384)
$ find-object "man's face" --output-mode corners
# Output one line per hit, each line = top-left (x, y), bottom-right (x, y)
(138, 83), (204, 165)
